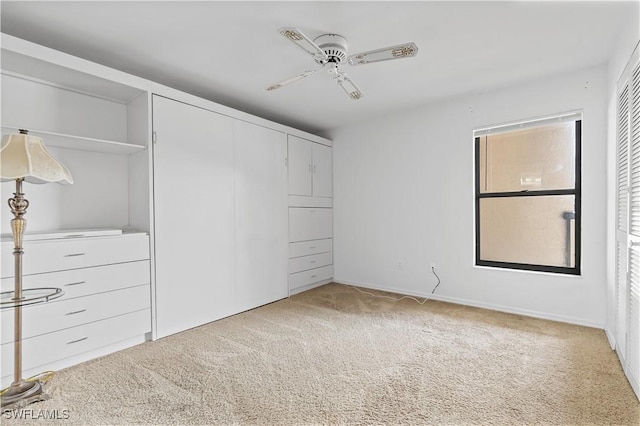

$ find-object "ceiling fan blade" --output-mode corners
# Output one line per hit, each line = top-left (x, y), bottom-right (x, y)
(347, 42), (418, 66)
(266, 66), (325, 91)
(336, 73), (364, 100)
(278, 27), (328, 62)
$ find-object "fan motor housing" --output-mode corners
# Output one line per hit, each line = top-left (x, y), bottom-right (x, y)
(313, 34), (348, 64)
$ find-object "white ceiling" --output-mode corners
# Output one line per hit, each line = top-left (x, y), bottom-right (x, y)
(0, 1), (636, 135)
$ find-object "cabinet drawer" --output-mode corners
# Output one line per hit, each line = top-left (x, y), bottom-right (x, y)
(1, 284), (150, 344)
(289, 265), (333, 291)
(1, 260), (150, 298)
(1, 309), (150, 378)
(1, 234), (149, 278)
(289, 239), (332, 258)
(289, 208), (332, 242)
(289, 252), (333, 274)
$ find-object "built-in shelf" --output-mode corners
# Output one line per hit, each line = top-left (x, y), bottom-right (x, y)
(1, 125), (146, 155)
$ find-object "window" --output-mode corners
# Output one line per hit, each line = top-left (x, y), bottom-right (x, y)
(474, 113), (582, 275)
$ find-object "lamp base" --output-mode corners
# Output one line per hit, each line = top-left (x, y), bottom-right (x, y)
(1, 380), (48, 410)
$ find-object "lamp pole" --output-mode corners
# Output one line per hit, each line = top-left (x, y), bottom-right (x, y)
(9, 177), (28, 384)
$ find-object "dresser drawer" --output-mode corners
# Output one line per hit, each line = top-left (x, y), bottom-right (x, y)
(1, 260), (150, 298)
(289, 265), (333, 291)
(289, 239), (332, 258)
(1, 309), (150, 378)
(1, 284), (150, 344)
(289, 252), (333, 274)
(1, 233), (149, 278)
(289, 208), (332, 242)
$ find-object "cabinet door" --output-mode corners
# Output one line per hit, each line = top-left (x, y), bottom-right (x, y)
(312, 143), (332, 198)
(152, 95), (235, 339)
(288, 135), (312, 196)
(289, 208), (333, 242)
(234, 120), (288, 311)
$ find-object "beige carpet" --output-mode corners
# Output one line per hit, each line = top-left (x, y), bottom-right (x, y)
(3, 283), (639, 425)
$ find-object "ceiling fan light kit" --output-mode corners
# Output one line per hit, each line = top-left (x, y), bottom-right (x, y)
(267, 27), (418, 100)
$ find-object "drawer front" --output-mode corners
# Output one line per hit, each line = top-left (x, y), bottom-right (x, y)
(289, 208), (332, 242)
(1, 284), (150, 344)
(1, 260), (150, 298)
(289, 239), (332, 258)
(1, 309), (150, 378)
(1, 234), (150, 278)
(289, 252), (333, 274)
(289, 265), (333, 290)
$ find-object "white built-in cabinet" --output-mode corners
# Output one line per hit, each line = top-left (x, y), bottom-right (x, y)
(0, 233), (151, 387)
(0, 34), (153, 386)
(152, 95), (289, 338)
(0, 33), (333, 377)
(288, 135), (332, 202)
(151, 95), (236, 338)
(233, 120), (289, 312)
(287, 135), (334, 294)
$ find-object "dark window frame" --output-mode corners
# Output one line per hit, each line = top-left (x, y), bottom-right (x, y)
(474, 120), (582, 275)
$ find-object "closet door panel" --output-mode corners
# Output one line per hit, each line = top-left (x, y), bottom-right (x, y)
(152, 95), (235, 338)
(312, 142), (332, 198)
(234, 120), (288, 311)
(288, 135), (312, 196)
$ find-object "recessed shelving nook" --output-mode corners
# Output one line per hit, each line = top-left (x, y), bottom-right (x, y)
(0, 34), (154, 389)
(0, 34), (152, 235)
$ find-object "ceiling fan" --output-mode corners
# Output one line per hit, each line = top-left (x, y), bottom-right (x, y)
(266, 27), (418, 100)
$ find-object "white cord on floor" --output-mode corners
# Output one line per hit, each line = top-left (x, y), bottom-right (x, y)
(345, 285), (432, 305)
(343, 266), (441, 306)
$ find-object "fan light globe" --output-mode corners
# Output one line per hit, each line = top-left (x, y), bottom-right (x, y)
(0, 131), (73, 184)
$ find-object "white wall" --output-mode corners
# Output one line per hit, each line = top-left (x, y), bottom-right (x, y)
(329, 64), (609, 328)
(0, 147), (130, 235)
(605, 4), (640, 344)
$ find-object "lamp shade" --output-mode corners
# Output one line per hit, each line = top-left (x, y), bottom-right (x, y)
(0, 131), (73, 184)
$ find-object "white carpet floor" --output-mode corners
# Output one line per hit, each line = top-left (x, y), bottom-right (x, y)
(3, 283), (639, 425)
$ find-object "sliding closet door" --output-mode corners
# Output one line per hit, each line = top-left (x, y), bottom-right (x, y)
(233, 120), (288, 311)
(629, 54), (640, 398)
(617, 82), (630, 365)
(153, 95), (235, 338)
(615, 44), (640, 399)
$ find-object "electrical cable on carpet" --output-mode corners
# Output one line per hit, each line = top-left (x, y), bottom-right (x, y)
(345, 266), (441, 305)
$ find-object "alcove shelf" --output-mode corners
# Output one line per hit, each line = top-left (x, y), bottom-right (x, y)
(1, 125), (146, 155)
(1, 34), (152, 237)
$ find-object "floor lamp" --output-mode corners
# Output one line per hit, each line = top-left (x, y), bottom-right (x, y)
(0, 129), (73, 409)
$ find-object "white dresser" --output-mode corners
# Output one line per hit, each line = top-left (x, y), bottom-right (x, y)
(288, 237), (333, 291)
(0, 232), (151, 387)
(287, 134), (334, 294)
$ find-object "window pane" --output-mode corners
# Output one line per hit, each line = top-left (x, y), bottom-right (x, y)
(479, 122), (575, 193)
(479, 195), (576, 268)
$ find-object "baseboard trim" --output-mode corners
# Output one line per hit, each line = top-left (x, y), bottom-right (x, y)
(604, 325), (617, 350)
(334, 278), (604, 329)
(289, 278), (332, 296)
